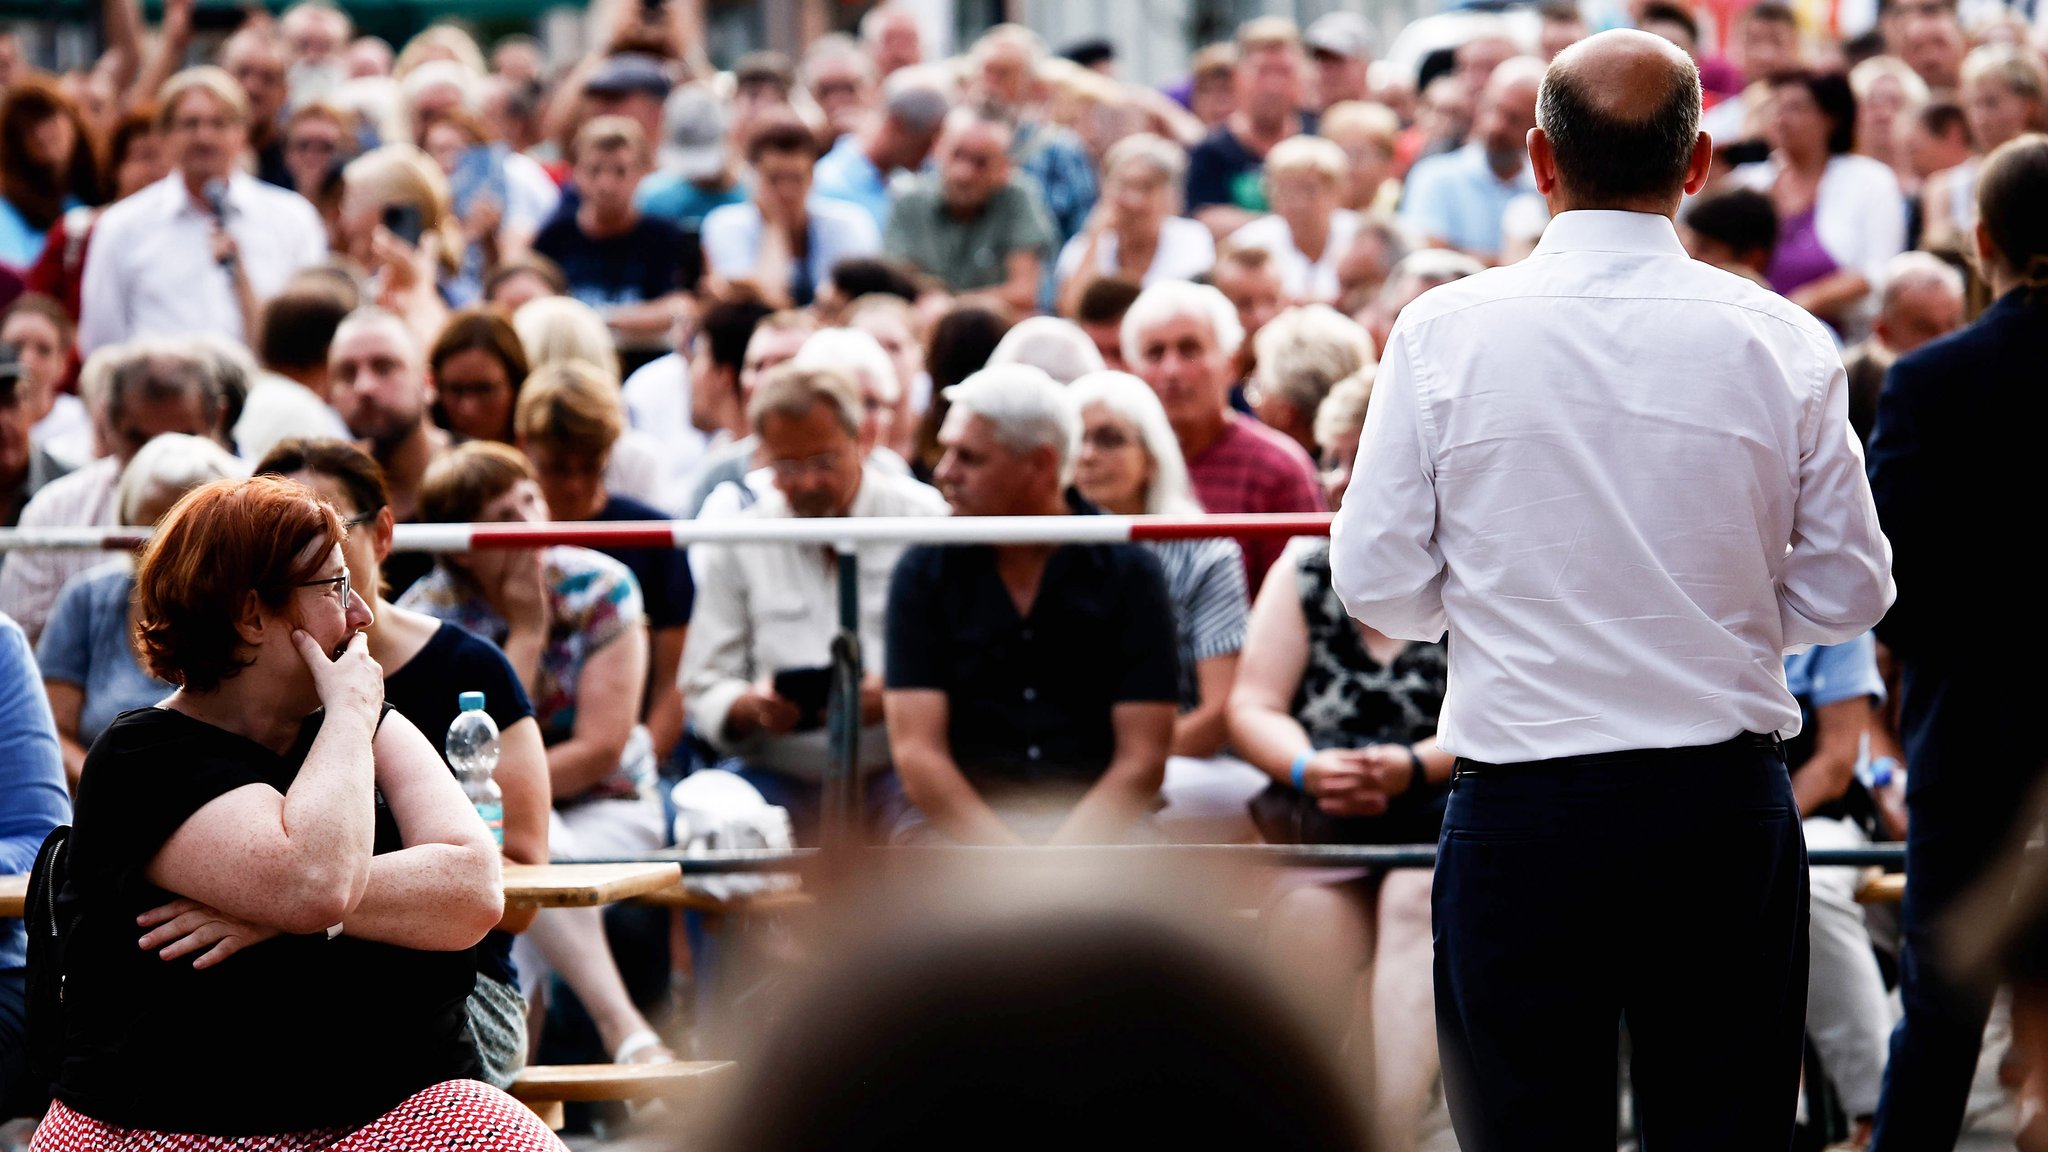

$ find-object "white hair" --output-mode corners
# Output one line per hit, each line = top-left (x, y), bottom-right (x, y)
(859, 2), (919, 47)
(1312, 367), (1376, 456)
(1102, 133), (1188, 197)
(1881, 250), (1966, 311)
(1067, 371), (1200, 516)
(400, 59), (473, 106)
(795, 327), (900, 404)
(1253, 306), (1375, 416)
(1121, 281), (1246, 366)
(941, 365), (1080, 484)
(116, 433), (247, 527)
(513, 296), (619, 384)
(986, 317), (1107, 385)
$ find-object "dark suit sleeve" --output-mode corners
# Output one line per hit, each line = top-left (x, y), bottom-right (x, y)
(1865, 352), (1943, 656)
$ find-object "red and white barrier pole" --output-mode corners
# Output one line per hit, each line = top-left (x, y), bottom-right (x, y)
(0, 514), (1337, 554)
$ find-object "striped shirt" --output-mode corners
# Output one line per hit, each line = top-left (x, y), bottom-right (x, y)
(1145, 536), (1250, 712)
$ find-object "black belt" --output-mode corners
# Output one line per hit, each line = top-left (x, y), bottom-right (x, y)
(1452, 731), (1785, 782)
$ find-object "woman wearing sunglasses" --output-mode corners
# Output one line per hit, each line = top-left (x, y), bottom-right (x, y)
(36, 474), (561, 1149)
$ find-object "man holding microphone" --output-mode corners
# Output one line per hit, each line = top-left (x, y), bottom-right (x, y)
(1331, 29), (1893, 1150)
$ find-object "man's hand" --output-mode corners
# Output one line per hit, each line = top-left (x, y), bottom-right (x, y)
(1358, 744), (1419, 797)
(138, 898), (282, 969)
(727, 685), (799, 738)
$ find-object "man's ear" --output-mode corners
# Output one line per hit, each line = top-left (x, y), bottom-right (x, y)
(1528, 127), (1558, 195)
(1682, 131), (1713, 197)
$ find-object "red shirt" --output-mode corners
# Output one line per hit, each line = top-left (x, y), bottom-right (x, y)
(1187, 413), (1326, 589)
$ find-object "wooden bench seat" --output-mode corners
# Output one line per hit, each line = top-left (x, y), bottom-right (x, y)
(508, 1060), (737, 1128)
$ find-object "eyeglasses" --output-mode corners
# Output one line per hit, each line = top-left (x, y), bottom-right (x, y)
(768, 449), (849, 480)
(1082, 427), (1136, 452)
(298, 567), (351, 605)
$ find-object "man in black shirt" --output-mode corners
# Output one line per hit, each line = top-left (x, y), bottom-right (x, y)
(884, 365), (1178, 844)
(532, 117), (690, 347)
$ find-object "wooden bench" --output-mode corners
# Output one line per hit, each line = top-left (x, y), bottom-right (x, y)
(507, 1060), (737, 1128)
(1856, 872), (1905, 904)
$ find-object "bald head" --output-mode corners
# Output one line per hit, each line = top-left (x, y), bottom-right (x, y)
(1535, 29), (1704, 211)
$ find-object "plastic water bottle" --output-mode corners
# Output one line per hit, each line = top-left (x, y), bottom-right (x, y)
(447, 692), (503, 846)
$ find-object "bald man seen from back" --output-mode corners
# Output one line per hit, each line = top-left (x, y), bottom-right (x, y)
(1330, 30), (1893, 1150)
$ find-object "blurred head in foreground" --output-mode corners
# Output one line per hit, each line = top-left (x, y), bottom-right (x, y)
(722, 889), (1372, 1152)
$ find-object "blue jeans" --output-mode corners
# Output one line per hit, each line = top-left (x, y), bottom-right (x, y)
(1, 968), (29, 1119)
(1434, 737), (1808, 1151)
(1871, 659), (2042, 1151)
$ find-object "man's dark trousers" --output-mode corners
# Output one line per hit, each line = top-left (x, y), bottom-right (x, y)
(1870, 659), (2043, 1150)
(1434, 735), (1809, 1150)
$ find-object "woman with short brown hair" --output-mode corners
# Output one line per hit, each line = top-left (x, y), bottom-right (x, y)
(37, 474), (561, 1148)
(0, 75), (103, 269)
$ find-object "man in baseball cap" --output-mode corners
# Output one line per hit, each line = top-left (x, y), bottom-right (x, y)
(1306, 11), (1375, 110)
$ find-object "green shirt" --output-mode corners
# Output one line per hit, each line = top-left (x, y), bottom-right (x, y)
(884, 178), (1056, 293)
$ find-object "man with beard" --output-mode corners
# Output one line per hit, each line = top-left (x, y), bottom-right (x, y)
(328, 308), (447, 596)
(681, 362), (945, 842)
(1399, 55), (1546, 262)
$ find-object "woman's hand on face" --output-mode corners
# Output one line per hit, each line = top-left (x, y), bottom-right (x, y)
(137, 898), (283, 969)
(495, 550), (551, 634)
(292, 628), (384, 720)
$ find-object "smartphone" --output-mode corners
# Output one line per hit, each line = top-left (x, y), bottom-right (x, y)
(382, 202), (425, 248)
(771, 667), (834, 733)
(449, 143), (510, 219)
(1717, 139), (1770, 168)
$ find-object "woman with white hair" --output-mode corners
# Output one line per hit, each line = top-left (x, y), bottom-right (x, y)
(1054, 134), (1216, 313)
(1069, 371), (1247, 761)
(36, 433), (244, 787)
(986, 316), (1106, 385)
(1228, 135), (1362, 303)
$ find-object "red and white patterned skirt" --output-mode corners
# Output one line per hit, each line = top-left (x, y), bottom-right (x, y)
(30, 1079), (566, 1151)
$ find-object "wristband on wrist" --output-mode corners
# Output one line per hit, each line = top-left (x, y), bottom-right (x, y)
(1405, 745), (1426, 794)
(1290, 748), (1312, 792)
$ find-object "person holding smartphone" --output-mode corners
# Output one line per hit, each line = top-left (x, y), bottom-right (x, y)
(681, 362), (946, 843)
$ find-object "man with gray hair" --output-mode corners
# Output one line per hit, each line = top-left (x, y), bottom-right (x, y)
(884, 107), (1056, 314)
(813, 65), (952, 233)
(1124, 280), (1324, 585)
(0, 340), (230, 643)
(1842, 252), (1964, 445)
(1332, 30), (1890, 1146)
(683, 362), (945, 842)
(884, 365), (1178, 845)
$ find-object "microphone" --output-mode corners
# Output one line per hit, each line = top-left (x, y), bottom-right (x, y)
(203, 178), (234, 269)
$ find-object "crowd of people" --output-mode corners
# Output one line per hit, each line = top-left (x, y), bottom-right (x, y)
(0, 0), (2040, 1146)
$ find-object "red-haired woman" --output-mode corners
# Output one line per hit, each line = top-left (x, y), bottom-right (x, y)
(0, 76), (101, 272)
(33, 475), (564, 1150)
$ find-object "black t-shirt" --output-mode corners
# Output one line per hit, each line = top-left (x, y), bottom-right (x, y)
(58, 707), (480, 1134)
(593, 494), (695, 631)
(1184, 114), (1319, 213)
(884, 494), (1179, 790)
(531, 211), (688, 310)
(384, 621), (535, 987)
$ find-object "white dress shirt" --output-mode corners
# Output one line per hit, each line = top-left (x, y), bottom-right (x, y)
(682, 465), (948, 780)
(1227, 209), (1362, 303)
(1053, 216), (1218, 290)
(1330, 210), (1893, 764)
(78, 172), (327, 354)
(620, 351), (714, 513)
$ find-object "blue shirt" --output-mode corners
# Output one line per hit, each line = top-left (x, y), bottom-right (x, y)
(1, 612), (70, 969)
(812, 135), (893, 234)
(1783, 633), (1885, 711)
(1398, 143), (1539, 258)
(701, 197), (881, 307)
(635, 172), (746, 233)
(37, 564), (174, 748)
(0, 195), (80, 270)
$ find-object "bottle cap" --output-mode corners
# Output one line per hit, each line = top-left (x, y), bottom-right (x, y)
(459, 691), (487, 712)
